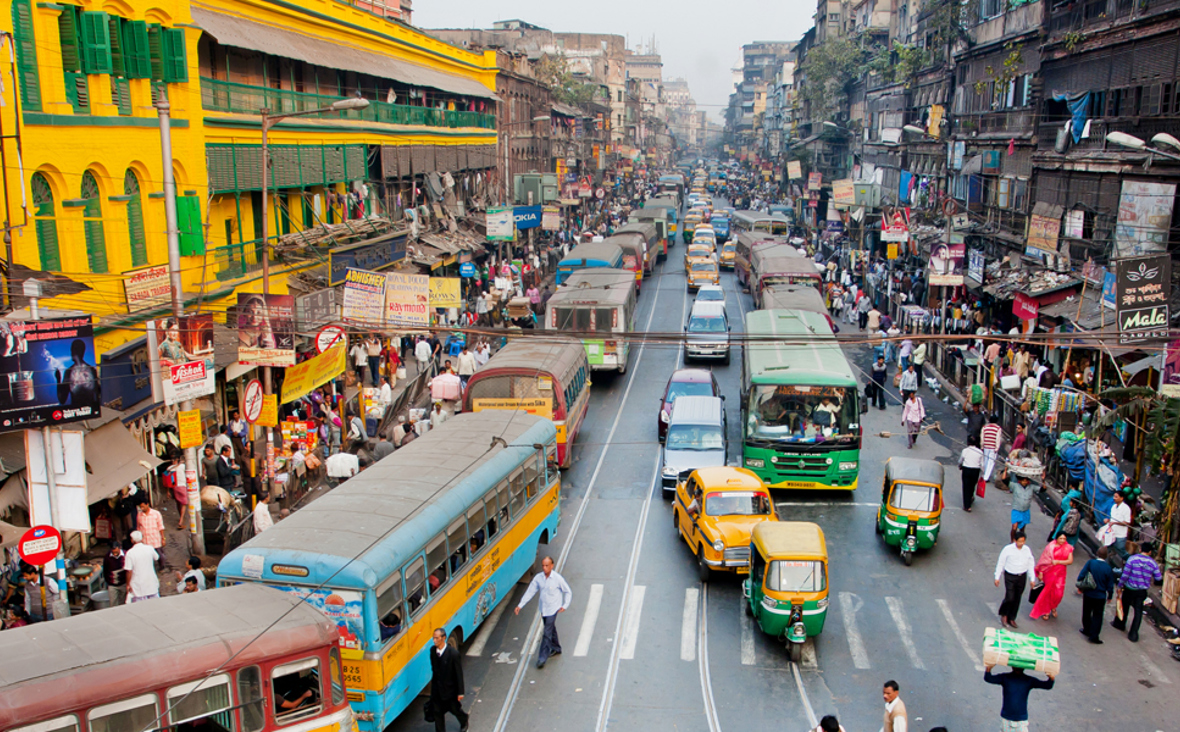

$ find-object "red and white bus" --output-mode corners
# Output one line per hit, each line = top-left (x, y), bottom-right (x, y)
(463, 339), (591, 467)
(0, 584), (355, 732)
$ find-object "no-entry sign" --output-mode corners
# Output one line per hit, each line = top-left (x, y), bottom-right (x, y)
(316, 325), (345, 354)
(243, 379), (265, 423)
(19, 525), (61, 566)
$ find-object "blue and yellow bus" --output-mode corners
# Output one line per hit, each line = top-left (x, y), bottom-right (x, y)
(556, 241), (625, 284)
(218, 412), (561, 732)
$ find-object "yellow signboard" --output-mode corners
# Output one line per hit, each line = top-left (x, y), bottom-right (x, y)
(429, 277), (462, 308)
(280, 342), (346, 404)
(887, 242), (899, 260)
(177, 409), (202, 449)
(472, 397), (553, 420)
(257, 394), (278, 427)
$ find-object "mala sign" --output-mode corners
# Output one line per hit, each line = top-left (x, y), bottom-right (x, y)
(19, 525), (61, 566)
(1117, 254), (1171, 344)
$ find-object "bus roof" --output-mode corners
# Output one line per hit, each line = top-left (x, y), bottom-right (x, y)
(218, 412), (556, 589)
(470, 339), (586, 383)
(0, 584), (337, 726)
(761, 285), (828, 314)
(744, 309), (857, 386)
(561, 241), (624, 264)
(548, 270), (636, 306)
(647, 197), (678, 209)
(733, 210), (791, 225)
(752, 521), (827, 560)
(614, 222), (657, 242)
(752, 251), (818, 280)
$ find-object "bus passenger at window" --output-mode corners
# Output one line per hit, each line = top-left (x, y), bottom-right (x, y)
(380, 611), (402, 640)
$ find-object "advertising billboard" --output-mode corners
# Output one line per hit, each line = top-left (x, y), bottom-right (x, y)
(236, 293), (295, 367)
(0, 316), (100, 432)
(149, 314), (216, 406)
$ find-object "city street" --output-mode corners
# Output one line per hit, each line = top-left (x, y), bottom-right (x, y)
(389, 198), (1177, 732)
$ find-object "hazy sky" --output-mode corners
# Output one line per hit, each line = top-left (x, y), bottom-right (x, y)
(414, 1), (814, 122)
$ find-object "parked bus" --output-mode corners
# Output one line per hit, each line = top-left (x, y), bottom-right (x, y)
(464, 339), (590, 468)
(761, 284), (836, 332)
(607, 234), (646, 291)
(546, 269), (637, 373)
(732, 211), (791, 237)
(616, 221), (663, 265)
(629, 208), (669, 259)
(219, 412), (561, 732)
(741, 309), (861, 491)
(734, 232), (793, 288)
(0, 584), (355, 732)
(645, 197), (680, 242)
(556, 241), (624, 284)
(750, 246), (823, 308)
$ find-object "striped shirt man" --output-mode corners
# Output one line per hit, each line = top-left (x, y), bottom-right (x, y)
(1120, 553), (1162, 591)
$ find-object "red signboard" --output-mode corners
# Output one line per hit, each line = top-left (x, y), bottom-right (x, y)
(1013, 292), (1039, 321)
(19, 525), (61, 566)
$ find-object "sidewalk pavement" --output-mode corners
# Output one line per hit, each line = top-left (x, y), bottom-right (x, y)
(922, 353), (1180, 636)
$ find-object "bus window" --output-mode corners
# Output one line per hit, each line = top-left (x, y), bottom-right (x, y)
(271, 658), (322, 724)
(595, 308), (615, 333)
(575, 308), (591, 330)
(376, 571), (404, 641)
(509, 474), (526, 518)
(467, 501), (487, 554)
(404, 557), (427, 618)
(447, 518), (468, 573)
(237, 667), (265, 732)
(482, 489), (500, 538)
(10, 715), (78, 732)
(497, 482), (511, 526)
(328, 648), (346, 706)
(546, 443), (558, 480)
(89, 694), (159, 732)
(168, 673), (234, 732)
(554, 308), (576, 330)
(427, 534), (449, 592)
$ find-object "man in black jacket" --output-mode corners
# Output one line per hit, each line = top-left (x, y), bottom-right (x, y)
(1076, 545), (1116, 643)
(429, 628), (468, 732)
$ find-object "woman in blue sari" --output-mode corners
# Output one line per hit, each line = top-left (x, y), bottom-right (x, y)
(1051, 487), (1084, 547)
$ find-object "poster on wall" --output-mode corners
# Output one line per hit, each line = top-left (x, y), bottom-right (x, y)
(0, 316), (100, 433)
(1027, 202), (1063, 253)
(486, 207), (515, 241)
(928, 233), (966, 286)
(787, 161), (803, 180)
(236, 293), (295, 366)
(123, 264), (172, 313)
(1115, 180), (1177, 257)
(148, 314), (216, 406)
(341, 268), (387, 326)
(1162, 339), (1180, 397)
(429, 278), (462, 309)
(807, 172), (823, 191)
(385, 272), (429, 327)
(831, 179), (855, 206)
(1116, 254), (1171, 344)
(967, 248), (986, 284)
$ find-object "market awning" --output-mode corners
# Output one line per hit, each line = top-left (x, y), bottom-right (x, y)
(0, 518), (27, 549)
(84, 421), (162, 505)
(191, 6), (497, 101)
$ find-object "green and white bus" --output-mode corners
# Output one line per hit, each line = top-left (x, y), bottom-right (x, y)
(741, 309), (861, 491)
(546, 269), (637, 373)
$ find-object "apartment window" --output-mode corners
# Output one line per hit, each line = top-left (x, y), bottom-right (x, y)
(997, 177), (1012, 209)
(981, 0), (1003, 18)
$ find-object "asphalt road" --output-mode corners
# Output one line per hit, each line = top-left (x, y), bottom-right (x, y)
(389, 199), (1178, 732)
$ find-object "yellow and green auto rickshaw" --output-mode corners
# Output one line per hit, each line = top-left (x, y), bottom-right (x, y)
(876, 457), (943, 566)
(743, 521), (829, 663)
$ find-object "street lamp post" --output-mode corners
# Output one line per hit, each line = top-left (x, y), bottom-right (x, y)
(1106, 130), (1180, 163)
(257, 95), (369, 502)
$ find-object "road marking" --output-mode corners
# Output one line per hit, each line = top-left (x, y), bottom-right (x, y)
(800, 638), (818, 669)
(1141, 652), (1174, 685)
(738, 591), (756, 665)
(573, 584), (604, 657)
(885, 596), (926, 670)
(682, 587), (700, 661)
(838, 591), (871, 669)
(791, 662), (819, 729)
(491, 259), (672, 732)
(936, 599), (984, 671)
(698, 584), (723, 732)
(467, 595), (512, 657)
(618, 585), (647, 660)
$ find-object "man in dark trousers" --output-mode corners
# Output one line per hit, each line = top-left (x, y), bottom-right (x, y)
(429, 628), (468, 732)
(870, 354), (888, 410)
(984, 664), (1054, 731)
(1075, 545), (1116, 643)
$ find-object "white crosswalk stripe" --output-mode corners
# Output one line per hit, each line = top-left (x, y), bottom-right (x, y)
(681, 587), (700, 661)
(619, 585), (646, 661)
(885, 596), (926, 670)
(936, 599), (985, 671)
(738, 591), (755, 665)
(838, 591), (871, 669)
(573, 584), (604, 657)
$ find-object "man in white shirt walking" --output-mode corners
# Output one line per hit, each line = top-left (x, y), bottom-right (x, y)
(254, 492), (274, 534)
(415, 336), (434, 378)
(515, 556), (572, 669)
(1106, 489), (1132, 557)
(994, 530), (1036, 629)
(124, 530), (161, 603)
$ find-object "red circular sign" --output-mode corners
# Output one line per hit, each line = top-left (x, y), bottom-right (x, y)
(316, 325), (346, 354)
(19, 525), (62, 566)
(243, 379), (265, 423)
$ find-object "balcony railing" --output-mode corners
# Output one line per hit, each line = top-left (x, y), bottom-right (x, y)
(201, 78), (496, 130)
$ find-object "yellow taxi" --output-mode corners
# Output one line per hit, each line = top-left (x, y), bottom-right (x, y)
(686, 256), (721, 290)
(720, 241), (737, 269)
(683, 212), (703, 243)
(685, 243), (716, 272)
(673, 467), (778, 580)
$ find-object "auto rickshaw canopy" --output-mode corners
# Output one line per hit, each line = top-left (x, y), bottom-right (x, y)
(751, 521), (827, 562)
(884, 457), (944, 487)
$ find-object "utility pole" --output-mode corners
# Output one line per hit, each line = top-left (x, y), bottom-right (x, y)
(157, 100), (204, 554)
(259, 110), (276, 504)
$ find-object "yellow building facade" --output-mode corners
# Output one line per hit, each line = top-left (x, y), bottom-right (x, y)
(1, 0), (496, 358)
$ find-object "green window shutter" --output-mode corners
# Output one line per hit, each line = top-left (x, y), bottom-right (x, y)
(107, 15), (124, 77)
(177, 195), (205, 255)
(10, 0), (41, 111)
(127, 195), (147, 266)
(147, 24), (164, 81)
(35, 219), (62, 271)
(161, 28), (188, 83)
(81, 172), (107, 273)
(79, 11), (112, 74)
(65, 71), (89, 112)
(111, 76), (131, 115)
(58, 7), (81, 73)
(123, 20), (151, 79)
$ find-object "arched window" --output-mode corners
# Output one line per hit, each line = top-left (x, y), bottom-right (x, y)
(124, 170), (147, 267)
(30, 173), (60, 270)
(81, 171), (108, 273)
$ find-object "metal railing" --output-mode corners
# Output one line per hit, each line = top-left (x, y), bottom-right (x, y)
(201, 78), (496, 130)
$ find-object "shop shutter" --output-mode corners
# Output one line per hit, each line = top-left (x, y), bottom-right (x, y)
(79, 11), (112, 74)
(161, 27), (188, 83)
(58, 8), (81, 72)
(10, 0), (41, 111)
(122, 20), (151, 79)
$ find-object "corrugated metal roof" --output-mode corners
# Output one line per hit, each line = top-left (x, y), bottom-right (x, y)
(192, 6), (496, 101)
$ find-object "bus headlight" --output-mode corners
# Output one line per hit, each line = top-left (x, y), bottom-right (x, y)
(839, 462), (858, 472)
(746, 458), (765, 468)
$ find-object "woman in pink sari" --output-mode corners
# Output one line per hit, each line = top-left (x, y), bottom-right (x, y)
(1030, 534), (1074, 619)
